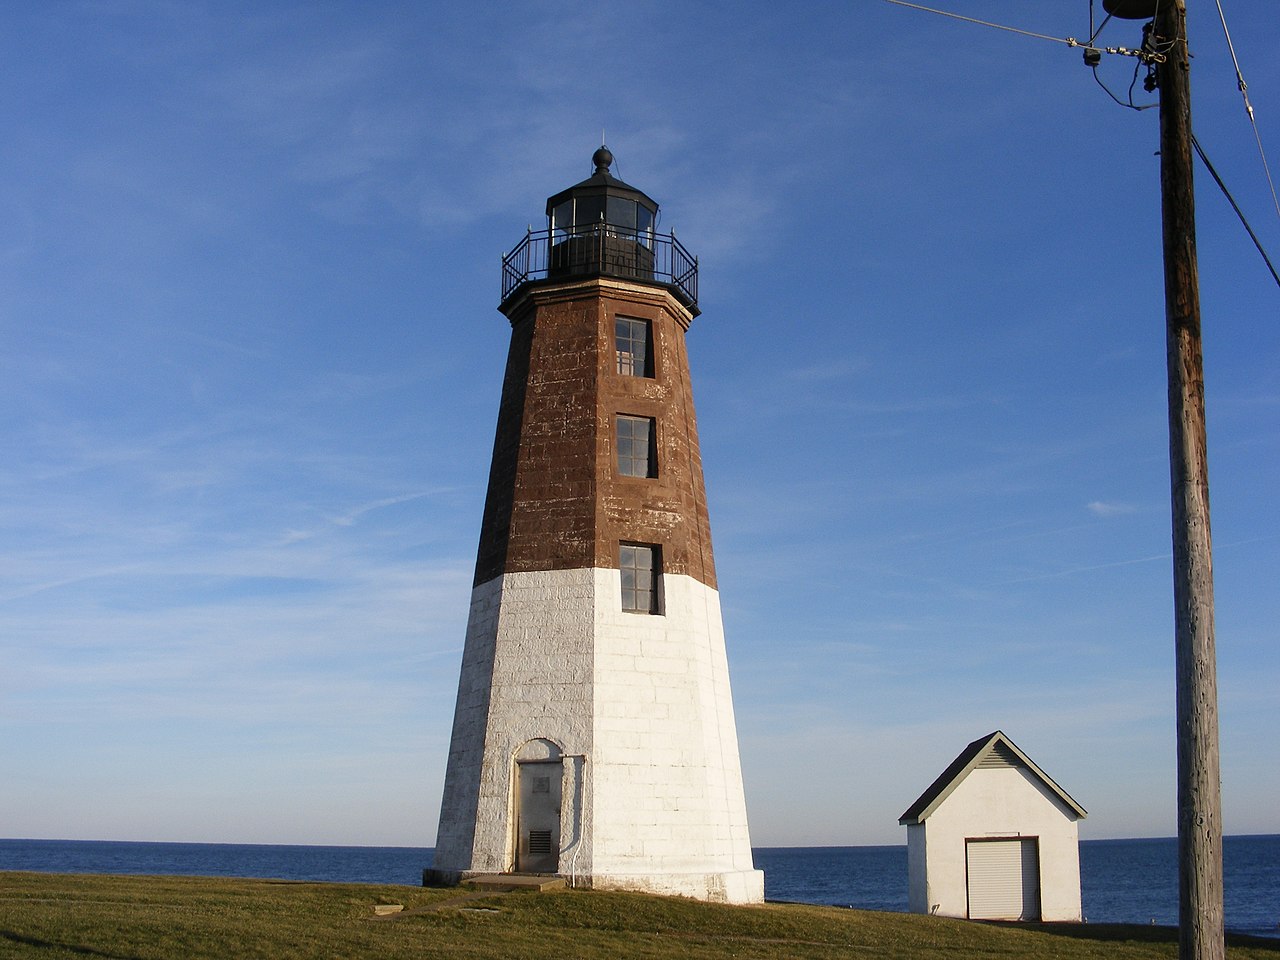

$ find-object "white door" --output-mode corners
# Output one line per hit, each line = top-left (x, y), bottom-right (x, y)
(515, 760), (562, 873)
(966, 838), (1040, 920)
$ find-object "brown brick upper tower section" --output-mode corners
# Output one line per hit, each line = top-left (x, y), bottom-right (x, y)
(474, 149), (714, 590)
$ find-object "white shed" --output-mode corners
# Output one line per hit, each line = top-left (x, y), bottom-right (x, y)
(898, 730), (1087, 922)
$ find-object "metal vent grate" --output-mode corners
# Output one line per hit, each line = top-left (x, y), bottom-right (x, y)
(528, 830), (553, 857)
(977, 742), (1023, 769)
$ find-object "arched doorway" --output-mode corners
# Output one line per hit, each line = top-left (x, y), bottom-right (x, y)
(514, 739), (563, 873)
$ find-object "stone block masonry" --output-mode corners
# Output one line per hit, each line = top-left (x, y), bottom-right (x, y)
(432, 154), (761, 904)
(432, 567), (762, 903)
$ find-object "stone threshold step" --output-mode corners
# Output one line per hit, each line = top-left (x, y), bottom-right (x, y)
(463, 874), (567, 892)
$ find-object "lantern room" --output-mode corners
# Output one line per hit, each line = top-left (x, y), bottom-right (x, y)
(546, 146), (658, 244)
(500, 146), (698, 314)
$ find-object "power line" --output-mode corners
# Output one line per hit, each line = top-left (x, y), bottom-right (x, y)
(1192, 133), (1280, 291)
(1212, 0), (1280, 221)
(881, 0), (1163, 64)
(882, 0), (1276, 292)
(880, 0), (1082, 47)
(1090, 60), (1157, 112)
(1087, 1), (1116, 45)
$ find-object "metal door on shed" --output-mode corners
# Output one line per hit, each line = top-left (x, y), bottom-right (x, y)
(966, 838), (1041, 920)
(515, 760), (562, 873)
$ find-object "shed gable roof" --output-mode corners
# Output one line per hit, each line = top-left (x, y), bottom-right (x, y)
(898, 730), (1087, 825)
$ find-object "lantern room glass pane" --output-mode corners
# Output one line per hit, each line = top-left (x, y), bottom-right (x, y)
(636, 205), (654, 247)
(575, 195), (605, 226)
(551, 200), (573, 239)
(606, 196), (637, 232)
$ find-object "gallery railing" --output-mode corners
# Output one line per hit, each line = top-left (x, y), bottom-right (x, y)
(501, 224), (698, 309)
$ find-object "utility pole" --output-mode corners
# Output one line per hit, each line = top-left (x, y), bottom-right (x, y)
(1153, 1), (1225, 957)
(890, 0), (1226, 949)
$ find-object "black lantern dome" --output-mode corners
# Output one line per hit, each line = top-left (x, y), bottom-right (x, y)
(500, 148), (698, 314)
(545, 146), (659, 243)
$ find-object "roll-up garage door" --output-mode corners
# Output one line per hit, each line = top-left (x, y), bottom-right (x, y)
(966, 838), (1040, 920)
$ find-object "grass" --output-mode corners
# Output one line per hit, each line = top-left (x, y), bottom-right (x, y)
(0, 872), (1277, 960)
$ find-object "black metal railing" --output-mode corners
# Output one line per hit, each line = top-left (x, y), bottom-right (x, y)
(501, 225), (698, 309)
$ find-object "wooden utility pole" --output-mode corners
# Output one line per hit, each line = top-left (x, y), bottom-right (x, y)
(1154, 2), (1225, 957)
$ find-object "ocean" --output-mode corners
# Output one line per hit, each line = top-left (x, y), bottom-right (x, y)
(1, 835), (1276, 938)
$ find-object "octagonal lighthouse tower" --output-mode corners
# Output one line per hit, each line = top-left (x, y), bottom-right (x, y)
(428, 148), (763, 903)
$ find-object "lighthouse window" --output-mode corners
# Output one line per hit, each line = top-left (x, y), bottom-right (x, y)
(615, 317), (652, 377)
(620, 543), (661, 615)
(617, 415), (656, 478)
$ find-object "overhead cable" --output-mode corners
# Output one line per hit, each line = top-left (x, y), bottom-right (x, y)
(882, 0), (1163, 65)
(1193, 133), (1280, 292)
(881, 0), (1082, 47)
(1212, 0), (1280, 221)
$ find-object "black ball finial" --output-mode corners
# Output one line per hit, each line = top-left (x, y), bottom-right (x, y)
(592, 145), (614, 175)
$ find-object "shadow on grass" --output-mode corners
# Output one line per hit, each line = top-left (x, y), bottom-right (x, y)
(0, 928), (144, 959)
(999, 921), (1280, 952)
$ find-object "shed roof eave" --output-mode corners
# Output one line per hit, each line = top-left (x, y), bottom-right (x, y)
(898, 730), (1088, 826)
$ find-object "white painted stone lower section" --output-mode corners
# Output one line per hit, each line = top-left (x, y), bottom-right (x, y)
(905, 767), (1083, 921)
(432, 567), (763, 904)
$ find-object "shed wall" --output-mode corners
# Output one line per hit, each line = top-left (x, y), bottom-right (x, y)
(914, 766), (1082, 921)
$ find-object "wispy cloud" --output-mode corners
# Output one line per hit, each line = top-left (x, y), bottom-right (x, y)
(325, 490), (454, 527)
(994, 552), (1170, 585)
(1087, 500), (1139, 516)
(784, 358), (868, 382)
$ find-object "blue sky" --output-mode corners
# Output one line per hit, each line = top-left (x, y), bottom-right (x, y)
(1, 1), (1276, 848)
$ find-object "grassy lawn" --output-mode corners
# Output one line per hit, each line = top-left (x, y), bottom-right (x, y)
(1, 872), (1276, 960)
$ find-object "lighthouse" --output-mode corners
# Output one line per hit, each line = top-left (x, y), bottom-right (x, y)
(429, 148), (763, 904)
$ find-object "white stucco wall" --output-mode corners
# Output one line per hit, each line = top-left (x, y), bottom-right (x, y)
(907, 766), (1082, 921)
(433, 570), (596, 876)
(433, 567), (763, 904)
